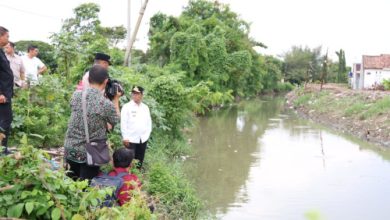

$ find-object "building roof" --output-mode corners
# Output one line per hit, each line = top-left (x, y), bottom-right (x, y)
(363, 54), (390, 69)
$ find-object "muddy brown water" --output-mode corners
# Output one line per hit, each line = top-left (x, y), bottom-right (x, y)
(185, 97), (390, 220)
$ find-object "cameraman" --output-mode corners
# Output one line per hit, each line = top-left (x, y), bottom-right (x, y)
(64, 65), (121, 181)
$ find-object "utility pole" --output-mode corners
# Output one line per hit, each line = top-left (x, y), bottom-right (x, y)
(124, 0), (132, 67)
(124, 0), (149, 67)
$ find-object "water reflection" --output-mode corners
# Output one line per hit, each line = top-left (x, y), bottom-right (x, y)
(186, 97), (390, 220)
(186, 97), (285, 215)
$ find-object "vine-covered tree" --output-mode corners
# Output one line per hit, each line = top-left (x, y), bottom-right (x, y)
(147, 0), (275, 97)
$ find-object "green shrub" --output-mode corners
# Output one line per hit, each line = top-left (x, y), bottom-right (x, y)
(361, 96), (390, 119)
(11, 75), (73, 148)
(275, 82), (295, 92)
(383, 79), (390, 90)
(0, 136), (153, 220)
(344, 101), (367, 117)
(146, 162), (201, 219)
(293, 93), (312, 107)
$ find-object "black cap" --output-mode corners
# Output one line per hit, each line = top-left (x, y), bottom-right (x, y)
(94, 52), (111, 65)
(131, 86), (144, 94)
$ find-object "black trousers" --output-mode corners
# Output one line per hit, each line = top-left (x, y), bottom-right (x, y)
(0, 102), (12, 150)
(66, 160), (100, 181)
(127, 140), (148, 169)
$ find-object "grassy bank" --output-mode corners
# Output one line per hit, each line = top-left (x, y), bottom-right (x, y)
(286, 83), (390, 147)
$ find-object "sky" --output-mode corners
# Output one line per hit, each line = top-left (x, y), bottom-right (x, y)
(1, 0), (390, 66)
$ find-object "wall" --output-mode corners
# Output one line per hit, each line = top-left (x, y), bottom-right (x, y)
(363, 69), (390, 88)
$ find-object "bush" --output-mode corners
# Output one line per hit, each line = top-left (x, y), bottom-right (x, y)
(0, 136), (153, 220)
(146, 162), (201, 219)
(383, 79), (390, 90)
(11, 75), (73, 148)
(275, 82), (295, 92)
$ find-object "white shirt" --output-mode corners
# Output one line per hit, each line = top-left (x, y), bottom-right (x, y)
(121, 100), (152, 143)
(21, 55), (45, 82)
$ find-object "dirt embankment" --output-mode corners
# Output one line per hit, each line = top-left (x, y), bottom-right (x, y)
(285, 83), (390, 148)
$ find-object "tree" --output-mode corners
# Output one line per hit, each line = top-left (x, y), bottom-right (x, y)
(336, 49), (347, 83)
(320, 50), (329, 90)
(147, 0), (269, 97)
(99, 26), (127, 47)
(51, 3), (124, 80)
(283, 46), (322, 85)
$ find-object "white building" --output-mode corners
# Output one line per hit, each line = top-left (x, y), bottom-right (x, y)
(351, 54), (390, 89)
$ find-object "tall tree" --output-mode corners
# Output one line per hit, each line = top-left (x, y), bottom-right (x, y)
(335, 49), (347, 83)
(320, 50), (328, 90)
(51, 3), (125, 78)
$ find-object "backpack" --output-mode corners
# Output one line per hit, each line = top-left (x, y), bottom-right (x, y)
(90, 172), (128, 207)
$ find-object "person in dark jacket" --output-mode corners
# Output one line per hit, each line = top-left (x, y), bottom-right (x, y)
(0, 26), (14, 154)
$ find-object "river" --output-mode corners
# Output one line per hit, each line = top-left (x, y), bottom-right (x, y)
(185, 96), (390, 220)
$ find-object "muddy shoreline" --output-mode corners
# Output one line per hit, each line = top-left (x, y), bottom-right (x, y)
(285, 84), (390, 148)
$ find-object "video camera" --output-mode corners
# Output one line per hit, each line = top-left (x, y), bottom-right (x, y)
(105, 79), (124, 100)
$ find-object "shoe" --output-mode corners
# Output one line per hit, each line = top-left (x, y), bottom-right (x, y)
(2, 148), (11, 155)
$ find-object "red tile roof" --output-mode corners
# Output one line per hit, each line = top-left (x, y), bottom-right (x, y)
(363, 54), (390, 69)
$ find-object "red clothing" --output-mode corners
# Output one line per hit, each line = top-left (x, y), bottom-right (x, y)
(108, 167), (141, 206)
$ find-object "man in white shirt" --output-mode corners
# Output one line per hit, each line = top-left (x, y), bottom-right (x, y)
(21, 45), (47, 84)
(121, 86), (152, 169)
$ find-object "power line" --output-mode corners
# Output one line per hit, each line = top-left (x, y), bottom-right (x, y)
(0, 3), (62, 20)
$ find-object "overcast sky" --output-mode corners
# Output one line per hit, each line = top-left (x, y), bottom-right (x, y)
(1, 0), (389, 66)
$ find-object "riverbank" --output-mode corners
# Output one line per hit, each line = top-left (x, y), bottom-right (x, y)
(285, 83), (390, 148)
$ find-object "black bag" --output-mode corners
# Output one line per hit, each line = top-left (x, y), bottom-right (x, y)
(85, 139), (110, 166)
(82, 89), (110, 166)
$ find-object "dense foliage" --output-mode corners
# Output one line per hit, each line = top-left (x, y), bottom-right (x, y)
(282, 46), (350, 85)
(0, 137), (153, 220)
(147, 0), (285, 97)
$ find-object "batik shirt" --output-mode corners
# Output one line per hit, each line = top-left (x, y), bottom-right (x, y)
(64, 88), (119, 163)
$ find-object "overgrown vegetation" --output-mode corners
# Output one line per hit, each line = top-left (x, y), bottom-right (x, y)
(292, 86), (390, 120)
(0, 136), (153, 220)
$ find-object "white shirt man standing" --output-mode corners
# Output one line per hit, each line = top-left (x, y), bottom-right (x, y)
(4, 42), (25, 88)
(21, 45), (47, 84)
(121, 86), (152, 169)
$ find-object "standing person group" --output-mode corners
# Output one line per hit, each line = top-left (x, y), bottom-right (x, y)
(0, 26), (48, 155)
(63, 53), (152, 206)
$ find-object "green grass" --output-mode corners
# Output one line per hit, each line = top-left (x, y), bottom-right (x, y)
(360, 96), (390, 119)
(344, 101), (367, 117)
(294, 93), (312, 107)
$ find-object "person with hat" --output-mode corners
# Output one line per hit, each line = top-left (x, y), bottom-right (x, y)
(121, 86), (152, 169)
(77, 52), (111, 90)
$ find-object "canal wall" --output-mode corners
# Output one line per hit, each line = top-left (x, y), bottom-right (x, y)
(285, 83), (390, 148)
